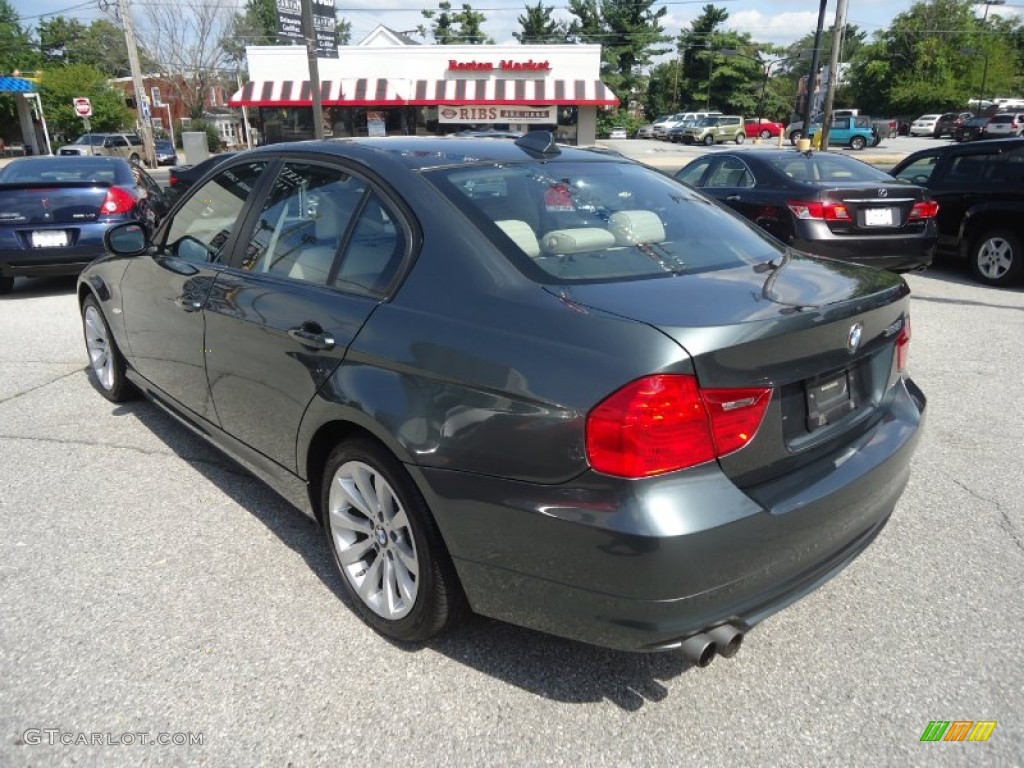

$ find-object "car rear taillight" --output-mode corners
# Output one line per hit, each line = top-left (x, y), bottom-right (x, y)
(908, 200), (939, 220)
(168, 173), (178, 186)
(896, 317), (911, 373)
(787, 201), (851, 221)
(585, 374), (772, 478)
(99, 186), (136, 214)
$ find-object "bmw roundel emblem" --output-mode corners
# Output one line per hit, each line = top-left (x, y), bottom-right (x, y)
(878, 188), (888, 198)
(847, 322), (863, 353)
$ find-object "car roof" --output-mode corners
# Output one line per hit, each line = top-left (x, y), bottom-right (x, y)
(240, 136), (632, 172)
(892, 137), (1024, 168)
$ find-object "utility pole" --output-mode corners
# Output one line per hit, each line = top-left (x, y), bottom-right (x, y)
(819, 0), (849, 150)
(301, 0), (325, 140)
(117, 0), (156, 167)
(800, 0), (829, 140)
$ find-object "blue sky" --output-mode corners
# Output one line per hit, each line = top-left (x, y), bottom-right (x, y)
(10, 0), (1023, 49)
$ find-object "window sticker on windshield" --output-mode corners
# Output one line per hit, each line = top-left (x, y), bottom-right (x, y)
(545, 183), (574, 212)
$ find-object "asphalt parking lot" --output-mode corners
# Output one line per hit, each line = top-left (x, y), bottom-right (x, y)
(1, 150), (1022, 766)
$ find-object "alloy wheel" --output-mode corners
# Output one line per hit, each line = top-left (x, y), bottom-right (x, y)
(328, 460), (419, 620)
(976, 235), (1015, 281)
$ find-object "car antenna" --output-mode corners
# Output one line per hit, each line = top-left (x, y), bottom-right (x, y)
(515, 131), (561, 158)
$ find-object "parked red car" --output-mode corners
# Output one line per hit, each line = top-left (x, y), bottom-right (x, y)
(744, 118), (784, 139)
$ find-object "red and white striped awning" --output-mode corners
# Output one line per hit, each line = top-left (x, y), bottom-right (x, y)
(407, 78), (617, 106)
(230, 78), (407, 107)
(230, 78), (618, 108)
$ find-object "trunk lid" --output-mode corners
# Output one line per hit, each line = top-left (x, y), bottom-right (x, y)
(810, 182), (930, 235)
(550, 253), (911, 485)
(0, 182), (115, 226)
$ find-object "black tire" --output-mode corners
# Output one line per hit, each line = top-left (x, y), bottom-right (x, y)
(735, 132), (745, 144)
(81, 294), (133, 402)
(789, 130), (803, 146)
(970, 228), (1023, 287)
(850, 135), (866, 150)
(321, 438), (464, 643)
(703, 134), (714, 146)
(759, 129), (771, 139)
(0, 276), (13, 295)
(129, 153), (141, 165)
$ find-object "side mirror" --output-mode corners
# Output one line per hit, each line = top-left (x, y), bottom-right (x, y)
(104, 222), (149, 256)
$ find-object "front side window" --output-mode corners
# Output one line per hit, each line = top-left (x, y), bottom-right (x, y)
(164, 161), (267, 264)
(676, 158), (712, 187)
(430, 161), (781, 283)
(705, 157), (754, 188)
(894, 155), (940, 185)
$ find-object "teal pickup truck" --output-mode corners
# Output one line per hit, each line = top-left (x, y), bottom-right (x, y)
(806, 115), (879, 150)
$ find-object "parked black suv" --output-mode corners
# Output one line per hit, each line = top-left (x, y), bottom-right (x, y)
(890, 138), (1024, 286)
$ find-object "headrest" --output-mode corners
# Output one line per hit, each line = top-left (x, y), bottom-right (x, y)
(608, 210), (666, 245)
(541, 227), (617, 255)
(496, 220), (540, 258)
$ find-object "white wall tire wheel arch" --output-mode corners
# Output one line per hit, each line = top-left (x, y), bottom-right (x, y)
(322, 439), (463, 642)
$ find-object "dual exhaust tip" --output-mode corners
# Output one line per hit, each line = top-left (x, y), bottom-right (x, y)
(679, 623), (745, 667)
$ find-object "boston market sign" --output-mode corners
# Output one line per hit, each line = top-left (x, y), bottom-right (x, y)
(448, 59), (551, 72)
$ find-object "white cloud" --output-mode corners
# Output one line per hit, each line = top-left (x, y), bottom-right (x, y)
(725, 10), (824, 46)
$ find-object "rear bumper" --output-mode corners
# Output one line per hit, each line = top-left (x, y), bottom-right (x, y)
(0, 248), (102, 277)
(1, 226), (113, 278)
(413, 377), (926, 652)
(792, 227), (936, 272)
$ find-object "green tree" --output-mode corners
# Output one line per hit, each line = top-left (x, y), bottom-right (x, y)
(420, 2), (493, 44)
(845, 0), (1017, 115)
(38, 64), (134, 140)
(0, 0), (37, 73)
(38, 18), (135, 77)
(514, 2), (569, 44)
(672, 6), (765, 114)
(566, 0), (669, 108)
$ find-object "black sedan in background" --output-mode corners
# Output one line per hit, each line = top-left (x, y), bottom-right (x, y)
(954, 116), (991, 142)
(676, 150), (937, 272)
(79, 135), (925, 663)
(165, 151), (237, 203)
(0, 156), (168, 294)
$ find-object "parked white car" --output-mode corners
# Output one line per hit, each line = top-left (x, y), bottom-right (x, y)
(608, 127), (628, 140)
(909, 114), (941, 137)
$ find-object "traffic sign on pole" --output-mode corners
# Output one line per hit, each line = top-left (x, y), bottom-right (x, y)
(73, 97), (93, 118)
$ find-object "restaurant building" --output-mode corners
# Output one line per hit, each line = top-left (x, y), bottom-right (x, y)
(229, 25), (618, 146)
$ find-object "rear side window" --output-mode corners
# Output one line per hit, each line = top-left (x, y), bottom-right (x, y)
(238, 163), (405, 295)
(429, 161), (782, 283)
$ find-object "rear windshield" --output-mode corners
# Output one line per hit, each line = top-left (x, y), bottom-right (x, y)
(71, 135), (107, 146)
(768, 154), (893, 183)
(0, 157), (129, 184)
(427, 161), (783, 283)
(989, 115), (1014, 124)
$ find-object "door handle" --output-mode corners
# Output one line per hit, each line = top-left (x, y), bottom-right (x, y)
(288, 325), (335, 351)
(725, 195), (741, 202)
(174, 296), (203, 312)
